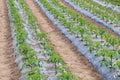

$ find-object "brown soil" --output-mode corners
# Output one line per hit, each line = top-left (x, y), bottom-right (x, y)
(25, 0), (103, 80)
(0, 0), (20, 80)
(60, 0), (120, 38)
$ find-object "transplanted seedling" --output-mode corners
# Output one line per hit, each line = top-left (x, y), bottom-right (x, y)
(48, 53), (64, 74)
(26, 68), (47, 80)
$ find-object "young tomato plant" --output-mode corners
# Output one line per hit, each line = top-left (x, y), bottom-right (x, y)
(48, 53), (64, 74)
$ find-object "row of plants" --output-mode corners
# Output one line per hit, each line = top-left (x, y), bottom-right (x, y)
(47, 0), (120, 53)
(19, 0), (81, 79)
(91, 0), (120, 13)
(70, 0), (120, 27)
(8, 0), (81, 79)
(38, 0), (120, 78)
(49, 0), (120, 47)
(7, 0), (46, 79)
(101, 0), (120, 6)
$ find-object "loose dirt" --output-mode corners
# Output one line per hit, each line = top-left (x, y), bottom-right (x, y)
(25, 0), (103, 80)
(0, 0), (20, 80)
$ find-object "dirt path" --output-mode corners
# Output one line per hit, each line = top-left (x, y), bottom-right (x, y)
(25, 0), (103, 80)
(0, 0), (20, 80)
(60, 0), (120, 38)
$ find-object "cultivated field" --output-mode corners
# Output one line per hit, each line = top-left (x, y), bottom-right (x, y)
(0, 0), (120, 80)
